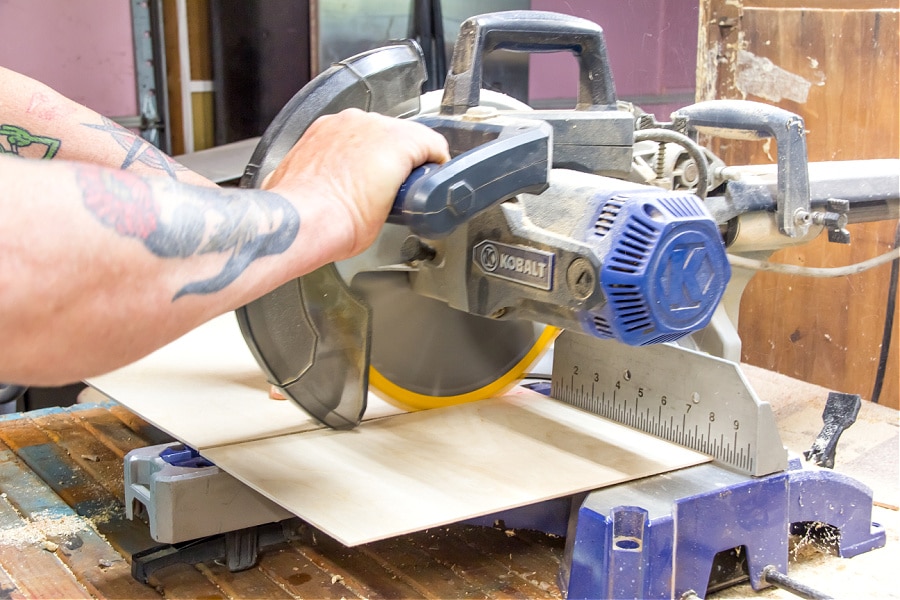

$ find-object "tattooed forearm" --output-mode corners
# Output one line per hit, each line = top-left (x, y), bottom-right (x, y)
(0, 124), (60, 158)
(82, 116), (187, 178)
(75, 166), (300, 300)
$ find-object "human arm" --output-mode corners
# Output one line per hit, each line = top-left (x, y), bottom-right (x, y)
(0, 65), (215, 186)
(0, 109), (449, 385)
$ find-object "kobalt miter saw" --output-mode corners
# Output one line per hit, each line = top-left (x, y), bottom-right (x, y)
(223, 10), (897, 598)
(237, 11), (736, 425)
(116, 8), (900, 597)
(236, 10), (896, 428)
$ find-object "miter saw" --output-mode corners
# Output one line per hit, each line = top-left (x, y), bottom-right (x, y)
(125, 10), (899, 598)
(235, 10), (897, 428)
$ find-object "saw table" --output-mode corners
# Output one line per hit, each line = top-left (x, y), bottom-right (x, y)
(0, 358), (895, 599)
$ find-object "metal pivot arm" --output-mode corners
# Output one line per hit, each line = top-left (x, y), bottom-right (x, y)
(674, 99), (811, 238)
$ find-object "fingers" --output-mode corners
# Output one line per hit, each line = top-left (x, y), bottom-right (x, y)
(305, 108), (449, 178)
(263, 108), (451, 261)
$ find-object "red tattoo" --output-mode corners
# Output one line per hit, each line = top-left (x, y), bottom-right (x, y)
(77, 167), (159, 240)
(26, 91), (77, 121)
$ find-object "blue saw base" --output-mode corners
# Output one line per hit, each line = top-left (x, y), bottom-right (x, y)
(469, 457), (884, 599)
(562, 459), (884, 599)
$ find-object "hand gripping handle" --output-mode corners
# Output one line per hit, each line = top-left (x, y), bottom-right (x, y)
(673, 99), (811, 238)
(440, 10), (617, 115)
(389, 115), (552, 238)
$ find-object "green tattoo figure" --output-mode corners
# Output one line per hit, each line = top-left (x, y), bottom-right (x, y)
(0, 124), (60, 158)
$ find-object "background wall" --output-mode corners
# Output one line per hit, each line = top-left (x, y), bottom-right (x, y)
(529, 0), (698, 119)
(0, 0), (137, 117)
(698, 0), (899, 408)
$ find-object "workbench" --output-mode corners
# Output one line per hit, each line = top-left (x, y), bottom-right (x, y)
(0, 368), (896, 599)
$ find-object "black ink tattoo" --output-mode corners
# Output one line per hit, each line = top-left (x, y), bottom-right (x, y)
(82, 116), (187, 179)
(76, 167), (300, 300)
(0, 124), (60, 158)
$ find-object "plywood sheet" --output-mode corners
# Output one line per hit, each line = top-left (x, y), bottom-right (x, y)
(89, 314), (708, 547)
(86, 314), (401, 449)
(203, 389), (710, 546)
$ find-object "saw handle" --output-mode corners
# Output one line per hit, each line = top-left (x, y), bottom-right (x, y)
(388, 115), (551, 238)
(440, 10), (616, 115)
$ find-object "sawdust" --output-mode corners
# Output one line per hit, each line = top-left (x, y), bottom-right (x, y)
(0, 510), (93, 549)
(789, 522), (840, 562)
(87, 502), (125, 526)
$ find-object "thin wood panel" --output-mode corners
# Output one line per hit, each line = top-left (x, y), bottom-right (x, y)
(89, 317), (708, 548)
(698, 1), (899, 407)
(87, 315), (403, 450)
(187, 0), (211, 81)
(162, 0), (185, 155)
(187, 0), (215, 151)
(203, 390), (709, 546)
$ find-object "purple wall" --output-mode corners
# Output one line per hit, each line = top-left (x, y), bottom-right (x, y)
(529, 0), (698, 118)
(0, 2), (697, 124)
(0, 0), (137, 117)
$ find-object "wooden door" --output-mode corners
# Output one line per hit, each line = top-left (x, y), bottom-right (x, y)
(697, 0), (899, 408)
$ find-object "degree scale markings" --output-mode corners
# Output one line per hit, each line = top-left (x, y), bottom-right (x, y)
(550, 332), (787, 477)
(558, 372), (755, 472)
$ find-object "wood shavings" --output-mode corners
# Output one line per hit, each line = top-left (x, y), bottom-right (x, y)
(0, 511), (90, 549)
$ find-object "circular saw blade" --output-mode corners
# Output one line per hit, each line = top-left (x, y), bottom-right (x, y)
(338, 88), (552, 411)
(351, 271), (556, 410)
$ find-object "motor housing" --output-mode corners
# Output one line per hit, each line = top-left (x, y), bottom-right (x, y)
(414, 171), (731, 347)
(587, 190), (730, 345)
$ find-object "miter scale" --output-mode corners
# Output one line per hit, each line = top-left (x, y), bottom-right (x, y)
(121, 10), (897, 598)
(550, 331), (786, 477)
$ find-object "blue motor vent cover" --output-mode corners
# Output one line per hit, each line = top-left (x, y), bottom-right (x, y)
(591, 191), (730, 346)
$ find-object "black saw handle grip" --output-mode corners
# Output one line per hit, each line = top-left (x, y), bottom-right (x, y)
(389, 115), (552, 238)
(440, 10), (617, 115)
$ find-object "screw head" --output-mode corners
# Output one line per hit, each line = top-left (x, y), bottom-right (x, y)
(566, 258), (595, 301)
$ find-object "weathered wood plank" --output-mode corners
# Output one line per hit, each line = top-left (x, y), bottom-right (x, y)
(72, 405), (170, 458)
(257, 542), (363, 599)
(31, 410), (129, 503)
(452, 524), (564, 597)
(197, 559), (295, 599)
(146, 563), (226, 600)
(0, 503), (91, 599)
(0, 413), (155, 555)
(0, 445), (94, 599)
(406, 527), (555, 599)
(0, 436), (160, 599)
(106, 403), (175, 447)
(362, 532), (493, 600)
(291, 532), (427, 599)
(0, 562), (26, 600)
